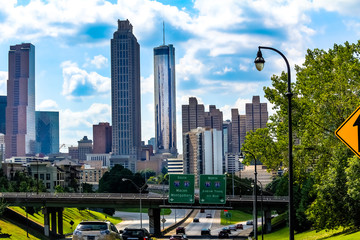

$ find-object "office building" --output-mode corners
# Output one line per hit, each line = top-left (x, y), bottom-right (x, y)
(111, 19), (141, 171)
(0, 133), (5, 162)
(93, 122), (112, 154)
(0, 96), (6, 134)
(246, 96), (268, 133)
(223, 120), (231, 154)
(35, 111), (59, 155)
(231, 109), (246, 152)
(78, 136), (92, 161)
(154, 44), (177, 155)
(183, 127), (223, 185)
(5, 43), (36, 158)
(182, 97), (205, 135)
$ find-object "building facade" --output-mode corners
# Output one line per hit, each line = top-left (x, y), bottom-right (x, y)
(154, 44), (177, 155)
(78, 136), (92, 161)
(0, 96), (6, 134)
(182, 97), (205, 135)
(5, 43), (36, 158)
(111, 19), (141, 169)
(246, 96), (268, 133)
(35, 111), (59, 155)
(93, 122), (112, 154)
(0, 134), (5, 163)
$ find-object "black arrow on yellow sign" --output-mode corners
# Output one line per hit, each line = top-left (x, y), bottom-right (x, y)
(354, 114), (360, 152)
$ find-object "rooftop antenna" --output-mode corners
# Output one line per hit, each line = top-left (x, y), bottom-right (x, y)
(163, 21), (165, 45)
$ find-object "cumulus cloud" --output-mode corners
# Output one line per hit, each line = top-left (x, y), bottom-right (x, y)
(37, 99), (59, 110)
(214, 66), (234, 75)
(0, 71), (7, 95)
(61, 61), (110, 100)
(90, 55), (108, 69)
(141, 74), (154, 94)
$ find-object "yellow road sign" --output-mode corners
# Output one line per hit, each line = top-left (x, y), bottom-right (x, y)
(335, 106), (360, 158)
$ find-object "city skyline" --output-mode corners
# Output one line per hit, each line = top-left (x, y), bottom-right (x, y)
(0, 0), (359, 153)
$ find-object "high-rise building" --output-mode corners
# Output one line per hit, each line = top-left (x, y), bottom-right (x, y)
(154, 44), (177, 155)
(230, 109), (246, 152)
(78, 136), (92, 161)
(5, 43), (36, 158)
(0, 133), (5, 162)
(223, 120), (231, 154)
(205, 105), (223, 131)
(93, 122), (112, 154)
(35, 111), (59, 155)
(183, 127), (223, 185)
(246, 96), (268, 133)
(111, 19), (141, 169)
(0, 96), (6, 134)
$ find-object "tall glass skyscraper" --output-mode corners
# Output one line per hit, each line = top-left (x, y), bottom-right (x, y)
(0, 96), (6, 134)
(154, 44), (177, 155)
(111, 20), (141, 165)
(5, 43), (36, 158)
(35, 111), (59, 155)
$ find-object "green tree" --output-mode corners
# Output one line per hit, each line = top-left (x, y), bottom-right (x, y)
(243, 41), (360, 230)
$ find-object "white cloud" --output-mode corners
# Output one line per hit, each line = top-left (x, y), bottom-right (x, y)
(90, 55), (108, 69)
(214, 66), (234, 75)
(37, 99), (59, 110)
(313, 0), (360, 16)
(0, 71), (7, 95)
(61, 60), (110, 100)
(141, 74), (154, 94)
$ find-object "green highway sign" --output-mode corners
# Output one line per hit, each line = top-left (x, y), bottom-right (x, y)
(199, 174), (226, 204)
(169, 174), (195, 204)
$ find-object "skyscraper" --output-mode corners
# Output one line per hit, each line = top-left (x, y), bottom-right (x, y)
(154, 44), (177, 155)
(182, 97), (205, 135)
(0, 96), (6, 134)
(5, 43), (36, 158)
(93, 122), (112, 154)
(110, 20), (141, 171)
(35, 111), (59, 155)
(246, 96), (268, 133)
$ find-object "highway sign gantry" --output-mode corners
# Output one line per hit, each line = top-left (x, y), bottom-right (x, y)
(335, 105), (360, 158)
(168, 174), (195, 204)
(199, 174), (226, 204)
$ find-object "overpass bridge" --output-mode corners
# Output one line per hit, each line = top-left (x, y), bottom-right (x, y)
(0, 192), (288, 238)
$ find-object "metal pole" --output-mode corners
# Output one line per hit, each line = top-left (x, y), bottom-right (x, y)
(254, 158), (258, 240)
(258, 46), (293, 240)
(37, 159), (39, 194)
(140, 188), (142, 228)
(232, 171), (234, 197)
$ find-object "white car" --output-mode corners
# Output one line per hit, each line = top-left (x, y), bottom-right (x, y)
(72, 220), (121, 240)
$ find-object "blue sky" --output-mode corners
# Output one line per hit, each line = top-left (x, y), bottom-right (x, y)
(0, 0), (360, 153)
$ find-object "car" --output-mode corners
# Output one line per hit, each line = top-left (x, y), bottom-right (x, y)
(193, 217), (199, 222)
(72, 220), (121, 240)
(221, 227), (231, 234)
(206, 213), (212, 218)
(236, 223), (243, 229)
(200, 209), (205, 213)
(120, 228), (152, 240)
(176, 227), (185, 234)
(246, 220), (253, 225)
(218, 230), (229, 238)
(170, 234), (188, 240)
(200, 228), (211, 236)
(229, 225), (237, 231)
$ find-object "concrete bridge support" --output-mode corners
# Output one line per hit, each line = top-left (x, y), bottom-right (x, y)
(42, 207), (64, 237)
(264, 209), (272, 233)
(148, 208), (161, 237)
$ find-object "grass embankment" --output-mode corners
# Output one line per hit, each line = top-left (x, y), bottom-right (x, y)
(220, 210), (253, 225)
(9, 206), (121, 235)
(0, 217), (44, 240)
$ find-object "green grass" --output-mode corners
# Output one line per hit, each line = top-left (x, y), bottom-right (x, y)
(0, 217), (45, 240)
(261, 227), (360, 240)
(220, 210), (253, 225)
(9, 207), (121, 235)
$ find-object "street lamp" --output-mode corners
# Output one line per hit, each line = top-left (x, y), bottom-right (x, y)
(122, 178), (148, 228)
(254, 46), (293, 240)
(238, 154), (244, 197)
(257, 180), (264, 240)
(240, 150), (257, 240)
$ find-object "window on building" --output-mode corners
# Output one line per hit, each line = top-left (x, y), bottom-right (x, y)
(46, 174), (50, 180)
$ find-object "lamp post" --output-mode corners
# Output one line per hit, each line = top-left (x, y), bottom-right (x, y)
(254, 46), (294, 240)
(257, 180), (264, 240)
(240, 150), (257, 240)
(239, 154), (244, 197)
(122, 178), (148, 228)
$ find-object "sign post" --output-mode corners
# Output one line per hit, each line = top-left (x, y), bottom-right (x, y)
(199, 174), (226, 204)
(169, 174), (195, 204)
(335, 105), (360, 158)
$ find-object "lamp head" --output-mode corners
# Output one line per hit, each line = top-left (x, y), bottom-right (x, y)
(254, 49), (265, 71)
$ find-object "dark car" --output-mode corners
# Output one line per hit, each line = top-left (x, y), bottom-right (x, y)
(121, 228), (151, 240)
(206, 213), (212, 218)
(201, 228), (211, 236)
(222, 227), (231, 234)
(218, 230), (229, 238)
(246, 220), (253, 225)
(200, 209), (205, 213)
(193, 217), (199, 222)
(170, 234), (188, 240)
(229, 225), (237, 231)
(236, 223), (243, 229)
(176, 227), (185, 234)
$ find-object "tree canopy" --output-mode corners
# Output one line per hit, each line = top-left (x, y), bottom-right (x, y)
(242, 40), (360, 230)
